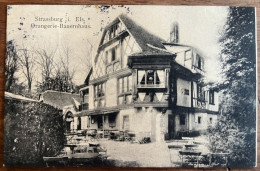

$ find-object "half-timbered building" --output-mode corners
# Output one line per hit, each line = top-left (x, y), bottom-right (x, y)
(67, 14), (219, 142)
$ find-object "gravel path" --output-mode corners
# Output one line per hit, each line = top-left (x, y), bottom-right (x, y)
(99, 139), (172, 167)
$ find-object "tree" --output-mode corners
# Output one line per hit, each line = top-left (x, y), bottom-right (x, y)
(58, 43), (76, 92)
(219, 7), (256, 130)
(209, 7), (256, 166)
(18, 47), (35, 94)
(36, 44), (76, 93)
(36, 48), (57, 82)
(5, 40), (19, 92)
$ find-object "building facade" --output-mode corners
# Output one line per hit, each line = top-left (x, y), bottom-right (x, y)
(71, 14), (219, 142)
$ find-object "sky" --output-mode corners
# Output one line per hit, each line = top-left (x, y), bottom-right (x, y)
(7, 5), (228, 88)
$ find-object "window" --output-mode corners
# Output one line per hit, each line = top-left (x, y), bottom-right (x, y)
(109, 114), (116, 127)
(180, 115), (185, 125)
(197, 85), (205, 101)
(119, 75), (132, 94)
(209, 117), (212, 124)
(196, 54), (204, 70)
(94, 82), (105, 98)
(137, 70), (165, 87)
(184, 89), (189, 95)
(109, 24), (119, 40)
(82, 89), (89, 103)
(106, 44), (120, 64)
(103, 22), (125, 44)
(111, 47), (116, 61)
(122, 115), (129, 130)
(185, 50), (192, 60)
(198, 57), (201, 69)
(198, 117), (201, 124)
(209, 90), (214, 104)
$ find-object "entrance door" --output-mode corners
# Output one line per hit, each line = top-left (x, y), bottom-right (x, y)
(66, 122), (71, 132)
(77, 117), (81, 130)
(97, 115), (103, 129)
(168, 115), (175, 139)
(65, 112), (73, 132)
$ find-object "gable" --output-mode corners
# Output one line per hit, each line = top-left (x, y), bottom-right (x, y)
(118, 14), (166, 52)
(91, 14), (170, 81)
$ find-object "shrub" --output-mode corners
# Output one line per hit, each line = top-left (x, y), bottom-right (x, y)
(4, 99), (66, 166)
(208, 115), (256, 167)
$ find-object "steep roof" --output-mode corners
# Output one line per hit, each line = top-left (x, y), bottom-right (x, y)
(98, 14), (168, 56)
(84, 67), (93, 85)
(41, 90), (80, 110)
(118, 14), (166, 52)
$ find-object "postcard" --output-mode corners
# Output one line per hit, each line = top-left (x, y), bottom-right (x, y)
(4, 5), (257, 167)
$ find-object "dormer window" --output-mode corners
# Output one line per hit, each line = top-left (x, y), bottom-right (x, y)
(109, 24), (118, 40)
(103, 22), (125, 45)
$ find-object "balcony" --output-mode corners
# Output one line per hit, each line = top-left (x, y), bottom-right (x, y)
(137, 83), (165, 89)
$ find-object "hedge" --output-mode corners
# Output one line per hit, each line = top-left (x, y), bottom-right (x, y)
(4, 99), (66, 166)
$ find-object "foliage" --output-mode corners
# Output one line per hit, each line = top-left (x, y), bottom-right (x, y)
(9, 81), (27, 96)
(208, 7), (256, 167)
(208, 115), (256, 167)
(4, 99), (66, 166)
(219, 7), (256, 130)
(37, 75), (76, 93)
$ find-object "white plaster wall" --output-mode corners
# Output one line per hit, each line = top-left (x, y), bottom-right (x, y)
(159, 113), (168, 142)
(193, 113), (208, 131)
(116, 107), (167, 142)
(88, 116), (98, 129)
(175, 51), (185, 66)
(207, 114), (218, 127)
(175, 114), (188, 132)
(81, 116), (88, 130)
(208, 92), (219, 112)
(105, 77), (118, 107)
(122, 35), (141, 68)
(177, 78), (191, 107)
(89, 85), (94, 110)
(188, 113), (195, 131)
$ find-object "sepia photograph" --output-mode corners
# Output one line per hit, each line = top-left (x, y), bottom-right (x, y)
(4, 5), (257, 168)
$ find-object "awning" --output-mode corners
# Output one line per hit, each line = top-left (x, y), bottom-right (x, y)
(74, 107), (119, 117)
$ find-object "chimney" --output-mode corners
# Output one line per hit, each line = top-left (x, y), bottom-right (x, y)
(170, 22), (179, 43)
